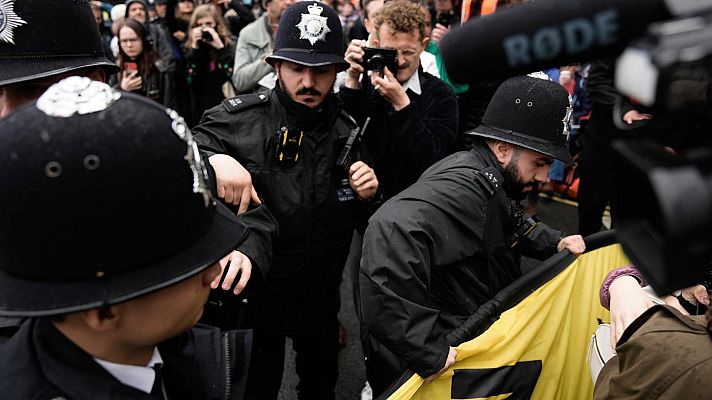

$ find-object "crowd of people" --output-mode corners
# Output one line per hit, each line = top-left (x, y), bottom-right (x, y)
(0, 0), (710, 399)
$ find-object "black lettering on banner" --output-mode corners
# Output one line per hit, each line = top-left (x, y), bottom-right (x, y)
(450, 360), (542, 400)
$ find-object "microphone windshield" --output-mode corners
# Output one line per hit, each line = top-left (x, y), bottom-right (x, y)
(440, 0), (671, 83)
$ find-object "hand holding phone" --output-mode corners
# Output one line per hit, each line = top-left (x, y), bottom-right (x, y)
(120, 69), (142, 92)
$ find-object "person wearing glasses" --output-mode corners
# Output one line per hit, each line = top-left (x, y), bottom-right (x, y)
(116, 18), (175, 107)
(341, 0), (459, 201)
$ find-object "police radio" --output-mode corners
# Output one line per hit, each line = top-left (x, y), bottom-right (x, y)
(336, 117), (370, 172)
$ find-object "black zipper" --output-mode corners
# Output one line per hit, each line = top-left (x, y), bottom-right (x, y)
(222, 332), (232, 400)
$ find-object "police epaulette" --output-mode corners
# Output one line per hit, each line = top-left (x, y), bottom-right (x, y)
(474, 166), (503, 196)
(221, 93), (269, 113)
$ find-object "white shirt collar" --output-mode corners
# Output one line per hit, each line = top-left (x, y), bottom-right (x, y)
(400, 68), (422, 96)
(94, 347), (164, 394)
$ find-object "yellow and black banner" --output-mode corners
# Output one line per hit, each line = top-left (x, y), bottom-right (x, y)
(387, 232), (627, 400)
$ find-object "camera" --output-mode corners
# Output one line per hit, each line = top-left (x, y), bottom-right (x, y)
(614, 13), (712, 113)
(612, 140), (712, 294)
(201, 30), (213, 42)
(361, 47), (398, 73)
(435, 12), (456, 28)
(611, 11), (712, 294)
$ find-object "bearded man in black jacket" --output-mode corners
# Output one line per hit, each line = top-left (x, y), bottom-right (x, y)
(360, 75), (586, 397)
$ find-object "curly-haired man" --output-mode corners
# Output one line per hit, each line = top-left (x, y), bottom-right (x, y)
(340, 0), (459, 201)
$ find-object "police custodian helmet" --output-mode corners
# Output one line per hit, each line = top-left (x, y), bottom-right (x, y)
(266, 1), (349, 71)
(0, 0), (119, 87)
(0, 77), (247, 317)
(467, 75), (574, 164)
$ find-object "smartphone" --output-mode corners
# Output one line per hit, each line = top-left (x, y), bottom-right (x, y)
(122, 61), (141, 91)
(124, 61), (138, 72)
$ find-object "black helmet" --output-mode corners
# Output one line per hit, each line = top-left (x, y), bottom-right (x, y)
(467, 75), (574, 164)
(0, 0), (119, 87)
(266, 2), (348, 71)
(0, 77), (248, 317)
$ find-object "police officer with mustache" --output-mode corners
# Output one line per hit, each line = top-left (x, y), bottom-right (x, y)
(193, 2), (379, 399)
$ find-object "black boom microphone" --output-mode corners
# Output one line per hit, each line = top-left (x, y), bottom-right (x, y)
(440, 0), (671, 83)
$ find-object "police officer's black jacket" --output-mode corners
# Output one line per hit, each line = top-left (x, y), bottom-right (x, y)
(194, 89), (371, 334)
(359, 143), (564, 396)
(0, 318), (251, 400)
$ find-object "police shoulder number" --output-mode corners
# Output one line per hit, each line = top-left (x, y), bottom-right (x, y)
(221, 93), (269, 114)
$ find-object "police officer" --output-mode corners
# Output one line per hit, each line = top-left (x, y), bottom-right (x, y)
(359, 75), (586, 397)
(193, 2), (379, 399)
(0, 0), (120, 339)
(0, 0), (118, 118)
(0, 77), (251, 398)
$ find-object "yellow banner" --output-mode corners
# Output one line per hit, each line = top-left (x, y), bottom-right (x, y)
(388, 244), (628, 400)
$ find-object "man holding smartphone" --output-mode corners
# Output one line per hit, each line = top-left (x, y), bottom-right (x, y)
(340, 0), (458, 201)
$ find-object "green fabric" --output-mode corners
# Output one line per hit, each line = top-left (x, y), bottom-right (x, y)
(427, 41), (469, 95)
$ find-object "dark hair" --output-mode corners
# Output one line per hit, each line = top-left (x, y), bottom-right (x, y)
(116, 18), (160, 75)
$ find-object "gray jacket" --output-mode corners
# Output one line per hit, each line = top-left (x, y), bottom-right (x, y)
(231, 14), (274, 93)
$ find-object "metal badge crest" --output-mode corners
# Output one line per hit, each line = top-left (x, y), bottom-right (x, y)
(296, 3), (331, 46)
(562, 94), (573, 139)
(0, 0), (27, 45)
(166, 109), (214, 208)
(36, 77), (121, 118)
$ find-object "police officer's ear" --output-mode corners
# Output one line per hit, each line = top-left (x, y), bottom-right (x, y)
(56, 305), (120, 333)
(88, 68), (107, 84)
(273, 61), (282, 79)
(489, 140), (515, 165)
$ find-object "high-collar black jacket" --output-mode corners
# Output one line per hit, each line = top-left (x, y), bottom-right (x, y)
(338, 68), (459, 200)
(194, 90), (373, 334)
(0, 318), (251, 400)
(359, 143), (564, 397)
